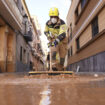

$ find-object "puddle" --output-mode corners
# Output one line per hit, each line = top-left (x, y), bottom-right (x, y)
(39, 86), (51, 105)
(0, 74), (105, 105)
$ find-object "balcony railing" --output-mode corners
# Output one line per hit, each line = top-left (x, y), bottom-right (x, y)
(0, 0), (23, 30)
(24, 30), (33, 42)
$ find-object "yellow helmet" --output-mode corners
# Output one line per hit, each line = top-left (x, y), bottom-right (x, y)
(49, 7), (59, 16)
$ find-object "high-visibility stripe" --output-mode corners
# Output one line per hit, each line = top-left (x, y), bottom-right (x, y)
(57, 32), (66, 41)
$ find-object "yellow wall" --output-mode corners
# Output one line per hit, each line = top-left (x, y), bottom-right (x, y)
(0, 26), (8, 72)
(7, 29), (16, 72)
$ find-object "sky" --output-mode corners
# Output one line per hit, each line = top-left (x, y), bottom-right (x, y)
(25, 0), (71, 52)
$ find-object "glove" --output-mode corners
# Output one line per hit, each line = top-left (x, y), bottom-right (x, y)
(48, 42), (56, 48)
(47, 42), (53, 48)
(53, 40), (58, 47)
(47, 36), (52, 40)
(53, 38), (60, 47)
(47, 38), (60, 48)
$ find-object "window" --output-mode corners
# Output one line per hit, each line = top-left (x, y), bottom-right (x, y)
(68, 46), (73, 58)
(75, 8), (79, 17)
(81, 0), (87, 8)
(70, 23), (72, 40)
(27, 53), (29, 64)
(24, 49), (26, 63)
(20, 46), (22, 61)
(91, 16), (99, 37)
(70, 46), (73, 56)
(68, 48), (70, 58)
(76, 37), (80, 50)
(67, 28), (70, 43)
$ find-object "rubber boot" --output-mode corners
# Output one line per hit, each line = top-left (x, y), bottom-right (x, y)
(58, 58), (65, 71)
(57, 64), (64, 71)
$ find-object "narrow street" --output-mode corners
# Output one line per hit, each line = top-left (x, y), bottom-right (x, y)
(0, 0), (105, 105)
(0, 73), (105, 105)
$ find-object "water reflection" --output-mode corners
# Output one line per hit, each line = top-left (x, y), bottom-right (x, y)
(89, 80), (105, 88)
(39, 85), (51, 105)
(0, 75), (105, 105)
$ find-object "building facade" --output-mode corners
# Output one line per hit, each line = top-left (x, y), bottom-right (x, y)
(0, 0), (23, 72)
(0, 0), (44, 72)
(67, 0), (105, 72)
(31, 16), (45, 71)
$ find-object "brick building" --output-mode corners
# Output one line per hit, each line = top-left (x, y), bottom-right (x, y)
(67, 0), (105, 72)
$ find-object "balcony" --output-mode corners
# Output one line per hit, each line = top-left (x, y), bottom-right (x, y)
(0, 0), (23, 30)
(24, 30), (33, 42)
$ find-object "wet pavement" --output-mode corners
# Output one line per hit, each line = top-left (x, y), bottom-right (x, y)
(0, 73), (105, 105)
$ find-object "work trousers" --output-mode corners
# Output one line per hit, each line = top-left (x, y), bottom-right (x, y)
(51, 38), (67, 70)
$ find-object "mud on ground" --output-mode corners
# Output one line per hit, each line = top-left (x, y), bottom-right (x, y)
(0, 73), (105, 105)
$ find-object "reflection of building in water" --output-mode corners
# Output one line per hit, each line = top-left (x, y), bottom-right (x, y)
(39, 86), (51, 105)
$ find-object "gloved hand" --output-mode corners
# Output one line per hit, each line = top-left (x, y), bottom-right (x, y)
(47, 38), (60, 48)
(47, 36), (52, 40)
(53, 39), (60, 47)
(47, 35), (54, 41)
(47, 42), (53, 48)
(53, 40), (58, 47)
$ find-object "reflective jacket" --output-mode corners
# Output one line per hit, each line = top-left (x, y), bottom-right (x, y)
(44, 18), (67, 43)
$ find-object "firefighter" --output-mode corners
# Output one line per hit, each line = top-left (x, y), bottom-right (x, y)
(44, 7), (68, 71)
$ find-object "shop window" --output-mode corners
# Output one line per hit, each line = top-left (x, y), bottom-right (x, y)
(91, 16), (99, 37)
